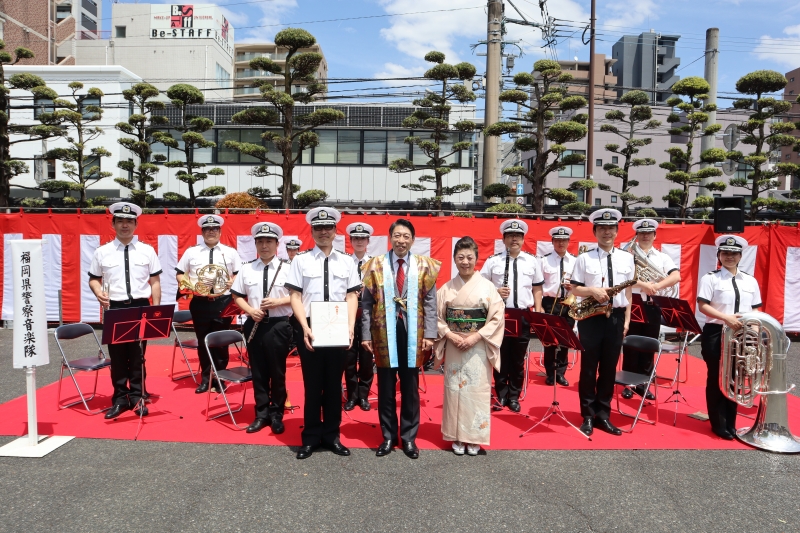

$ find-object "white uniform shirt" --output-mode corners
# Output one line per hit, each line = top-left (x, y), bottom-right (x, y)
(540, 252), (576, 298)
(352, 252), (373, 281)
(230, 256), (292, 317)
(88, 237), (162, 301)
(480, 250), (544, 309)
(176, 242), (242, 295)
(285, 246), (362, 316)
(571, 247), (636, 308)
(631, 247), (679, 297)
(696, 268), (762, 325)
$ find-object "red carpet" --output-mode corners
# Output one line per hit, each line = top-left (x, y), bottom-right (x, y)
(2, 345), (799, 450)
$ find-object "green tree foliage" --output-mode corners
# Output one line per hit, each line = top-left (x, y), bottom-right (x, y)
(388, 51), (478, 213)
(485, 202), (526, 214)
(659, 76), (727, 217)
(42, 82), (113, 207)
(114, 83), (168, 207)
(154, 84), (225, 207)
(484, 60), (589, 214)
(727, 70), (799, 219)
(223, 28), (341, 209)
(599, 90), (659, 216)
(0, 42), (64, 207)
(295, 188), (329, 208)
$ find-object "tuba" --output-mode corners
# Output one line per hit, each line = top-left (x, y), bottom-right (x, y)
(720, 312), (800, 453)
(621, 236), (677, 298)
(179, 263), (231, 297)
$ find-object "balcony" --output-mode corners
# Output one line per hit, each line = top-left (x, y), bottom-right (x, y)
(236, 69), (282, 79)
(235, 51), (288, 62)
(76, 30), (110, 40)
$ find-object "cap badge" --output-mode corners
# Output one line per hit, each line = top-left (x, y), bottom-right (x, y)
(602, 211), (611, 220)
(207, 216), (214, 224)
(261, 225), (269, 233)
(558, 228), (565, 235)
(726, 237), (735, 246)
(122, 205), (130, 213)
(511, 221), (519, 229)
(356, 225), (363, 232)
(319, 210), (328, 220)
(642, 221), (649, 227)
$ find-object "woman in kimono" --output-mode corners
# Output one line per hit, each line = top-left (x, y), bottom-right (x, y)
(434, 237), (505, 455)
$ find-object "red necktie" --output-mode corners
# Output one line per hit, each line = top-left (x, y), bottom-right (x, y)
(396, 258), (405, 295)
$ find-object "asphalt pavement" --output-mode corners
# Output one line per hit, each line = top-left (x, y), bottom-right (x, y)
(0, 328), (798, 533)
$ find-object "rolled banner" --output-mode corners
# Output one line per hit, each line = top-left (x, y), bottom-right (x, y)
(11, 240), (50, 368)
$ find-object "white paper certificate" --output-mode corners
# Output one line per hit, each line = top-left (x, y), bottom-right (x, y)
(310, 301), (350, 348)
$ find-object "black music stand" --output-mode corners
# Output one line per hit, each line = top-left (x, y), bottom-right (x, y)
(630, 294), (647, 324)
(519, 311), (590, 441)
(102, 305), (174, 437)
(651, 296), (702, 424)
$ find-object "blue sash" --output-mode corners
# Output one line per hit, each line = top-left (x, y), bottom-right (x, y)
(381, 252), (419, 368)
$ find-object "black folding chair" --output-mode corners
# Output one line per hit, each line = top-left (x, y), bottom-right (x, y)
(204, 330), (252, 430)
(614, 335), (663, 431)
(55, 323), (112, 414)
(170, 310), (200, 383)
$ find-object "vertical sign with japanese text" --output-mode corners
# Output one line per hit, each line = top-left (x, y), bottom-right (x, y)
(11, 240), (49, 368)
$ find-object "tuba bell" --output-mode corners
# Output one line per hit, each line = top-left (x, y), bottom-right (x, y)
(720, 311), (800, 453)
(621, 236), (678, 298)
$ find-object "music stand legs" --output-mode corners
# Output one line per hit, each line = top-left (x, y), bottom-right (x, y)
(519, 379), (591, 441)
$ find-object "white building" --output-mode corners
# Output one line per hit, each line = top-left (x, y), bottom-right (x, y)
(75, 4), (234, 100)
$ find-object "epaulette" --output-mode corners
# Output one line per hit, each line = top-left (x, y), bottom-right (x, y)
(520, 250), (533, 256)
(280, 258), (290, 264)
(708, 269), (720, 275)
(243, 258), (256, 264)
(297, 250), (310, 255)
(741, 270), (752, 276)
(335, 249), (345, 255)
(489, 252), (503, 258)
(543, 252), (552, 257)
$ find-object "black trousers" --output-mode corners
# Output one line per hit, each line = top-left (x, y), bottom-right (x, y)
(577, 308), (625, 420)
(542, 297), (575, 379)
(621, 302), (662, 376)
(376, 321), (420, 443)
(244, 317), (292, 421)
(494, 318), (529, 402)
(701, 323), (738, 434)
(190, 295), (233, 383)
(107, 298), (150, 407)
(293, 317), (347, 447)
(344, 315), (374, 401)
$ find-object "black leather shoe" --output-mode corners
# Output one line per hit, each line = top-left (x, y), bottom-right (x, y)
(271, 418), (285, 434)
(579, 416), (593, 436)
(359, 399), (371, 411)
(508, 400), (521, 413)
(325, 440), (351, 456)
(246, 418), (270, 434)
(376, 439), (394, 457)
(634, 385), (655, 401)
(402, 440), (419, 459)
(545, 377), (555, 386)
(195, 382), (209, 394)
(492, 398), (507, 411)
(104, 404), (129, 419)
(714, 428), (735, 440)
(621, 387), (634, 400)
(556, 375), (569, 387)
(296, 445), (314, 459)
(134, 405), (148, 417)
(594, 418), (622, 436)
(343, 399), (356, 411)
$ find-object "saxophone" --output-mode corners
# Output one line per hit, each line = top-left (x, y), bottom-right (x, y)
(568, 277), (638, 321)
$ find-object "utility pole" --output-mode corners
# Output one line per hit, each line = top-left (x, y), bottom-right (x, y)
(699, 28), (719, 194)
(482, 0), (503, 188)
(585, 0), (597, 206)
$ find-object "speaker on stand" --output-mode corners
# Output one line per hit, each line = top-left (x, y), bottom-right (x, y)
(713, 197), (745, 233)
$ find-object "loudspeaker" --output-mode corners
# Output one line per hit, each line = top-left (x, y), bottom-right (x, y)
(713, 197), (745, 233)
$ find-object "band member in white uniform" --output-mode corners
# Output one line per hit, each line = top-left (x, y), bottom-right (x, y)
(176, 215), (241, 394)
(570, 208), (635, 437)
(540, 226), (576, 386)
(621, 219), (681, 400)
(696, 235), (762, 440)
(285, 239), (302, 262)
(479, 219), (543, 412)
(285, 207), (361, 460)
(231, 222), (293, 435)
(343, 222), (374, 412)
(88, 202), (162, 419)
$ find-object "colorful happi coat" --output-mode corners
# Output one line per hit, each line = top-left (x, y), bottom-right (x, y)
(361, 253), (441, 368)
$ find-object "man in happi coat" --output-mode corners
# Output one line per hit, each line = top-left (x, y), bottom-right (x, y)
(361, 219), (441, 459)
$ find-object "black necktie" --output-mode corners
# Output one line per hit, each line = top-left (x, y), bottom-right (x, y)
(512, 257), (518, 308)
(731, 276), (740, 313)
(263, 262), (270, 318)
(559, 257), (565, 298)
(607, 253), (613, 288)
(323, 257), (329, 301)
(209, 247), (215, 294)
(124, 245), (132, 301)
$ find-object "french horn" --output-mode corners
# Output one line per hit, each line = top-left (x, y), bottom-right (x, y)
(179, 263), (231, 297)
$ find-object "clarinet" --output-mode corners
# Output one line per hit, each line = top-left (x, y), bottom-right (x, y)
(502, 252), (510, 307)
(247, 261), (283, 343)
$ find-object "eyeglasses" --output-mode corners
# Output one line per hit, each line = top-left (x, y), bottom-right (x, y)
(202, 227), (221, 232)
(312, 225), (335, 232)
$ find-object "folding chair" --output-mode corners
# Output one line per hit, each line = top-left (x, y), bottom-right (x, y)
(656, 329), (698, 388)
(55, 323), (112, 414)
(614, 335), (663, 431)
(170, 310), (200, 383)
(205, 330), (252, 429)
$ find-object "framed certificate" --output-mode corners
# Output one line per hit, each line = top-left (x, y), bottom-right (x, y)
(310, 301), (350, 348)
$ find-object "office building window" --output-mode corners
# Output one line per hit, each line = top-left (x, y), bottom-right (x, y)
(558, 149), (585, 178)
(81, 14), (97, 32)
(314, 130), (337, 164)
(152, 129), (213, 163)
(595, 198), (601, 206)
(115, 26), (126, 38)
(56, 6), (72, 21)
(80, 96), (101, 120)
(610, 195), (617, 203)
(84, 156), (101, 179)
(337, 130), (361, 164)
(596, 159), (602, 167)
(363, 131), (387, 165)
(216, 63), (232, 89)
(387, 131), (410, 163)
(735, 162), (754, 180)
(238, 129), (262, 163)
(33, 96), (55, 118)
(611, 156), (618, 164)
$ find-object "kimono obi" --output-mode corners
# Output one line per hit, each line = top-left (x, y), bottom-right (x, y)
(446, 307), (487, 333)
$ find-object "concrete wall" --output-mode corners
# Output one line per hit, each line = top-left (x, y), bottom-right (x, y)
(612, 32), (681, 104)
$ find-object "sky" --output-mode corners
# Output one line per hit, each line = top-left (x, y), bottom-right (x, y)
(101, 0), (800, 117)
